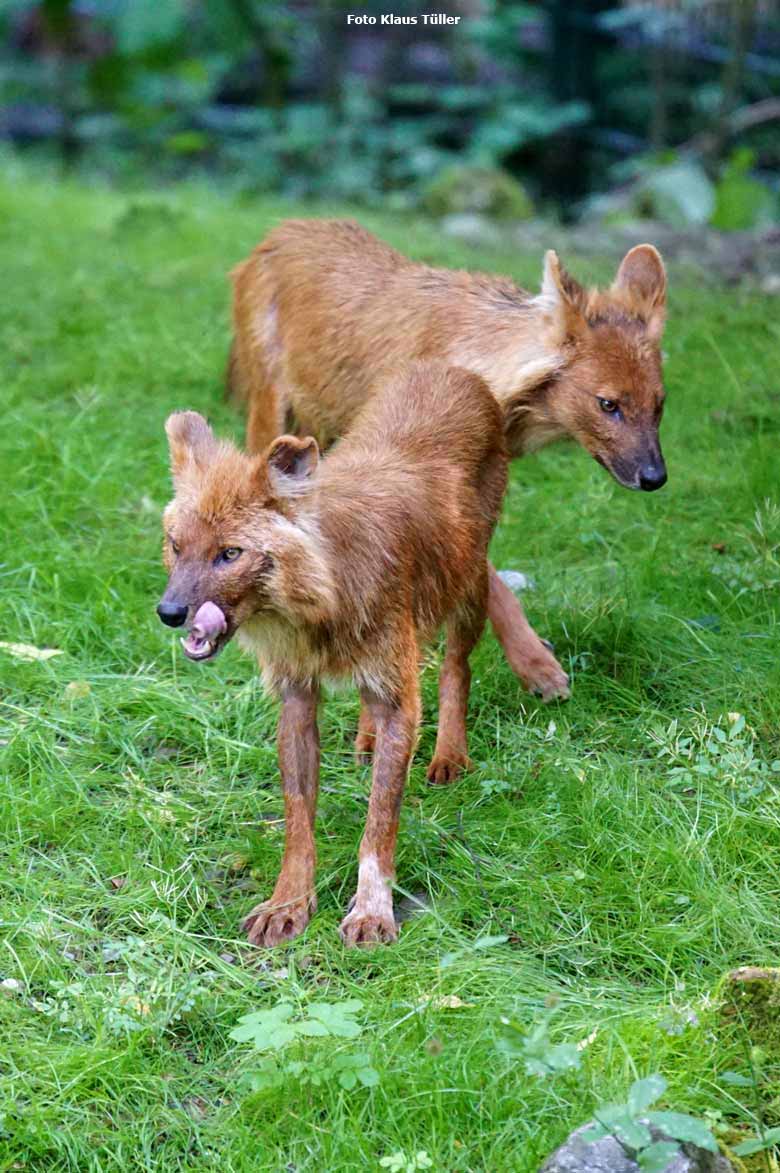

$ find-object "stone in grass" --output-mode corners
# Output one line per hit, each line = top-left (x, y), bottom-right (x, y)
(497, 569), (536, 592)
(395, 890), (431, 923)
(719, 967), (780, 1055)
(441, 213), (503, 250)
(539, 1121), (736, 1173)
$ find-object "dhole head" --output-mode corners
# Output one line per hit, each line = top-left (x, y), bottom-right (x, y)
(157, 411), (332, 661)
(539, 244), (668, 491)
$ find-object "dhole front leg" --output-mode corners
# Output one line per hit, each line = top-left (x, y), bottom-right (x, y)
(340, 675), (420, 948)
(487, 562), (570, 701)
(243, 683), (320, 946)
(427, 588), (487, 786)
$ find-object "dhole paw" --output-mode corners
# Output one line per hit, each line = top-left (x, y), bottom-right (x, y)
(525, 648), (570, 702)
(426, 751), (471, 785)
(242, 897), (313, 947)
(339, 909), (398, 948)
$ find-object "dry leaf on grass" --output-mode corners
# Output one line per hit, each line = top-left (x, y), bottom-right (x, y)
(418, 994), (475, 1010)
(0, 641), (64, 662)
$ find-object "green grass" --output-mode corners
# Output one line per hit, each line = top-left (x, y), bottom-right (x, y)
(1, 159), (779, 1171)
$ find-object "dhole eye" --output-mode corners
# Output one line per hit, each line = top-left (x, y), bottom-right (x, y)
(169, 536), (180, 555)
(598, 397), (620, 415)
(219, 547), (242, 564)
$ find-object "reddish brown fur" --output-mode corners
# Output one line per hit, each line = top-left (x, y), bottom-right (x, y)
(228, 220), (668, 701)
(159, 361), (507, 947)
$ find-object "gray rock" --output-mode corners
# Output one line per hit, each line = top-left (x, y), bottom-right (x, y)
(497, 569), (535, 592)
(440, 213), (503, 249)
(395, 890), (431, 922)
(539, 1122), (735, 1173)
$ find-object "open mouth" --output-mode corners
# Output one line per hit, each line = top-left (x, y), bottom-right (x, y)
(181, 601), (228, 663)
(181, 631), (225, 661)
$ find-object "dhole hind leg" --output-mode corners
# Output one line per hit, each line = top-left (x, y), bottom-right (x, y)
(354, 702), (376, 764)
(243, 684), (319, 946)
(340, 662), (420, 947)
(426, 578), (487, 786)
(487, 563), (570, 701)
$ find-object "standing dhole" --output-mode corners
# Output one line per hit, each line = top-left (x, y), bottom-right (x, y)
(157, 361), (507, 946)
(228, 220), (668, 703)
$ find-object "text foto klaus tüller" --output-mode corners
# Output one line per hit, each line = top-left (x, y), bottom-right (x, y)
(346, 13), (462, 26)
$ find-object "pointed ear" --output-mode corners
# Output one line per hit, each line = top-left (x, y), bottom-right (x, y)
(612, 244), (666, 341)
(265, 435), (319, 496)
(539, 250), (588, 342)
(165, 411), (217, 482)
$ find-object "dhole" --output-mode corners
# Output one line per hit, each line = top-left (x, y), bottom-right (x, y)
(228, 220), (668, 702)
(157, 361), (507, 947)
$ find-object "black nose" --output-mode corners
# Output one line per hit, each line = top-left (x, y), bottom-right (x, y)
(639, 464), (667, 492)
(157, 601), (189, 627)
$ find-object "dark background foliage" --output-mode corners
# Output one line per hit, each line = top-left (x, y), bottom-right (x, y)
(2, 0), (779, 220)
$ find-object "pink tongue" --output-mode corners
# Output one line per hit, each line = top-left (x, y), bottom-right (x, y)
(191, 601), (227, 642)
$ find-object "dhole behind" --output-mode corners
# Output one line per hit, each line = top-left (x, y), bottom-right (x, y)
(229, 220), (669, 702)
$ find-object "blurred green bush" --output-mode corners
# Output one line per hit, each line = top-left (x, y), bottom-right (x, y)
(1, 0), (778, 225)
